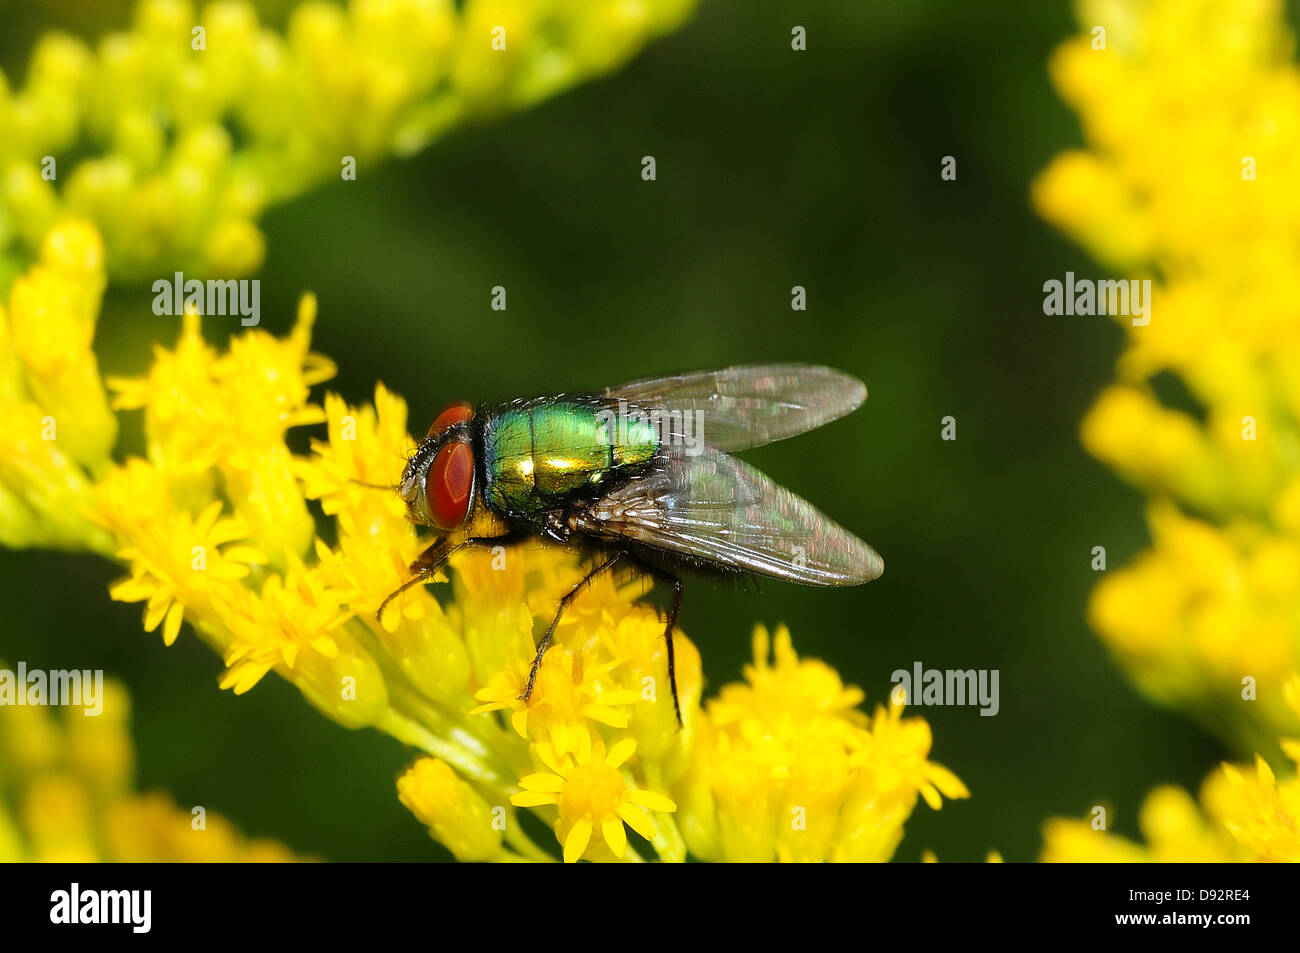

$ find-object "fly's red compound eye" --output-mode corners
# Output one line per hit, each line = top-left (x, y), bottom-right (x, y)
(428, 401), (474, 438)
(426, 440), (474, 530)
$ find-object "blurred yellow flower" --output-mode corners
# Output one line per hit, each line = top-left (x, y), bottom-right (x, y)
(0, 667), (299, 862)
(1039, 0), (1300, 863)
(0, 221), (114, 552)
(0, 0), (699, 283)
(1038, 0), (1300, 750)
(1043, 679), (1300, 862)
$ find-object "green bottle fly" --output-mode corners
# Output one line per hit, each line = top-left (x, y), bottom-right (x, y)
(385, 365), (884, 723)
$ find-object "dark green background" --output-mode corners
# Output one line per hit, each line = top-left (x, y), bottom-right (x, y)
(0, 0), (1234, 861)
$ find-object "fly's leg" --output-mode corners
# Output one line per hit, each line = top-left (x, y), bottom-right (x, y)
(377, 533), (525, 622)
(662, 573), (684, 727)
(408, 535), (450, 574)
(377, 537), (460, 622)
(520, 551), (628, 704)
(635, 563), (684, 728)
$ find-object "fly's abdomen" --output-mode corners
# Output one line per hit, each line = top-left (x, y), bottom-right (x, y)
(484, 400), (658, 516)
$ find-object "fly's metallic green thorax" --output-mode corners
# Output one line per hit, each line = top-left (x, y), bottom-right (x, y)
(482, 399), (659, 517)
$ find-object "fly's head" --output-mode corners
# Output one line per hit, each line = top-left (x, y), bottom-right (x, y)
(399, 401), (477, 530)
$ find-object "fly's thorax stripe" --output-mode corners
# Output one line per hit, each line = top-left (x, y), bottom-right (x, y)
(484, 408), (538, 513)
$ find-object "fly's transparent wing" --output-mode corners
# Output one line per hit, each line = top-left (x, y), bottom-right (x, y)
(571, 447), (883, 586)
(603, 364), (866, 453)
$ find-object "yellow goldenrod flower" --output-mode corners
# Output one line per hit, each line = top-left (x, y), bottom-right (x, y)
(104, 491), (269, 649)
(676, 626), (968, 863)
(1205, 755), (1300, 862)
(472, 636), (641, 756)
(512, 738), (677, 863)
(107, 296), (333, 564)
(398, 757), (506, 862)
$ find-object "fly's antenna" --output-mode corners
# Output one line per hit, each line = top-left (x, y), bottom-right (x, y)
(350, 478), (397, 491)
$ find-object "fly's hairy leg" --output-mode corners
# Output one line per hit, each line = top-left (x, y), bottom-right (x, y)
(520, 551), (629, 704)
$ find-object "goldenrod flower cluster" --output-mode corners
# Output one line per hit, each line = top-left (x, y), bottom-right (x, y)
(0, 219), (966, 861)
(1035, 0), (1300, 861)
(0, 221), (115, 552)
(1036, 0), (1300, 751)
(0, 0), (696, 282)
(0, 664), (299, 862)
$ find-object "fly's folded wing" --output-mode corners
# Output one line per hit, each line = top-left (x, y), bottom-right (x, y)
(570, 446), (883, 586)
(603, 364), (867, 453)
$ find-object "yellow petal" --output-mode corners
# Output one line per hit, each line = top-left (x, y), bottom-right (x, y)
(208, 562), (252, 581)
(222, 545), (268, 565)
(510, 792), (559, 808)
(606, 737), (637, 769)
(143, 592), (171, 632)
(617, 803), (656, 842)
(536, 743), (570, 777)
(920, 782), (942, 811)
(928, 763), (969, 799)
(195, 500), (224, 535)
(519, 772), (565, 793)
(1254, 754), (1276, 787)
(628, 789), (676, 813)
(579, 704), (628, 728)
(221, 661), (271, 695)
(563, 817), (592, 863)
(311, 635), (339, 659)
(602, 815), (627, 858)
(108, 576), (152, 602)
(600, 690), (641, 707)
(162, 600), (185, 646)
